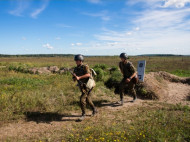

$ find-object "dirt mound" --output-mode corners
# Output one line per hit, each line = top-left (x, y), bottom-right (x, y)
(48, 66), (59, 73)
(29, 66), (60, 74)
(59, 67), (73, 74)
(29, 67), (51, 74)
(105, 71), (190, 101)
(158, 71), (190, 85)
(28, 66), (73, 74)
(137, 71), (190, 102)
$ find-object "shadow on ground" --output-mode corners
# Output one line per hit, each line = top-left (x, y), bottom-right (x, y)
(187, 95), (190, 101)
(71, 99), (136, 109)
(24, 112), (82, 123)
(71, 100), (122, 108)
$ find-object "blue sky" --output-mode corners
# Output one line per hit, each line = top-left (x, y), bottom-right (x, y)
(0, 0), (190, 55)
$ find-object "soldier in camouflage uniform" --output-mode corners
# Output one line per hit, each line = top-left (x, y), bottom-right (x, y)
(118, 53), (137, 105)
(72, 54), (97, 121)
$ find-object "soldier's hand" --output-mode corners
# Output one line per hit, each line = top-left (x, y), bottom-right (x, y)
(125, 78), (131, 83)
(76, 76), (80, 80)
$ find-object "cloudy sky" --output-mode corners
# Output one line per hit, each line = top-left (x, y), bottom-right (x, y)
(0, 0), (190, 55)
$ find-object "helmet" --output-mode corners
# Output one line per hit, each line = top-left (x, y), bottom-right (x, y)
(74, 54), (84, 61)
(119, 53), (128, 60)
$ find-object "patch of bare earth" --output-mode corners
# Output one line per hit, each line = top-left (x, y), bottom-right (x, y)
(137, 71), (190, 105)
(163, 81), (190, 105)
(0, 71), (190, 141)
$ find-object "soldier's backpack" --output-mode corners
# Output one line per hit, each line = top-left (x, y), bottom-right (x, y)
(86, 68), (96, 89)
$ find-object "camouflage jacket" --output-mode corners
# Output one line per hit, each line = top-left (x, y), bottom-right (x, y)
(73, 64), (90, 84)
(119, 61), (136, 78)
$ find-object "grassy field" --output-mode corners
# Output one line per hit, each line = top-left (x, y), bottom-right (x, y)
(0, 56), (189, 75)
(0, 56), (190, 141)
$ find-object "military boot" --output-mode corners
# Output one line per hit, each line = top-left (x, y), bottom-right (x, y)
(121, 99), (124, 105)
(132, 96), (137, 103)
(78, 113), (85, 121)
(117, 99), (124, 105)
(92, 108), (98, 116)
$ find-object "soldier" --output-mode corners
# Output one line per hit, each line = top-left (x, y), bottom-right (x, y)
(72, 54), (97, 121)
(118, 53), (137, 105)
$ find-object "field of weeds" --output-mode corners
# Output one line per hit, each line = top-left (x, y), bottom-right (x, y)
(0, 56), (190, 141)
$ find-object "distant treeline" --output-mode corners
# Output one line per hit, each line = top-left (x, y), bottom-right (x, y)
(0, 54), (189, 57)
(0, 54), (74, 57)
(139, 54), (189, 57)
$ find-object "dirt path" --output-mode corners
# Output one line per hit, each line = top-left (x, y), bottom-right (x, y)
(162, 81), (190, 105)
(0, 81), (190, 141)
(0, 96), (144, 141)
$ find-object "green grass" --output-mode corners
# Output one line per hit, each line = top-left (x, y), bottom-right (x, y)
(63, 103), (190, 142)
(0, 56), (189, 121)
(0, 56), (190, 141)
(11, 103), (189, 142)
(171, 70), (190, 77)
(0, 68), (116, 122)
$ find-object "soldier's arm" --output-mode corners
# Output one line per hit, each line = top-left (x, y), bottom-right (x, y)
(76, 73), (90, 80)
(125, 63), (137, 83)
(128, 63), (137, 80)
(129, 72), (137, 80)
(75, 65), (91, 80)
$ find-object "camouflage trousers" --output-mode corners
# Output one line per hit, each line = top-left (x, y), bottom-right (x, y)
(119, 78), (137, 100)
(80, 88), (95, 115)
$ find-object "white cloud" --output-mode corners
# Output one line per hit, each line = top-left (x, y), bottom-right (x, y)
(126, 0), (190, 8)
(31, 0), (49, 18)
(87, 0), (101, 4)
(163, 0), (190, 8)
(93, 6), (190, 55)
(135, 27), (140, 31)
(22, 37), (26, 40)
(126, 32), (132, 35)
(126, 0), (162, 8)
(101, 16), (110, 21)
(107, 42), (119, 46)
(9, 0), (30, 16)
(71, 43), (83, 46)
(82, 10), (110, 21)
(9, 0), (49, 18)
(136, 48), (141, 50)
(43, 43), (54, 49)
(76, 43), (83, 46)
(55, 37), (61, 40)
(56, 24), (72, 28)
(134, 8), (190, 30)
(93, 28), (190, 55)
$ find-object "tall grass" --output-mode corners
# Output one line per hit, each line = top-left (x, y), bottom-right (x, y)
(0, 56), (189, 141)
(1, 56), (189, 76)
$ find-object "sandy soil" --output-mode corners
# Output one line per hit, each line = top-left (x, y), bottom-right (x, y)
(0, 72), (189, 141)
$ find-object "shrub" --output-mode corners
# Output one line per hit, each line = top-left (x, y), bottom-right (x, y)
(93, 64), (108, 70)
(109, 66), (118, 74)
(94, 68), (104, 81)
(7, 63), (33, 73)
(104, 71), (123, 94)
